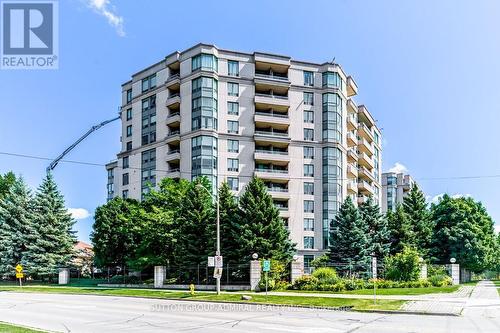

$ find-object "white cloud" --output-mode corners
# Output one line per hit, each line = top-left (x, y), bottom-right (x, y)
(68, 208), (91, 220)
(388, 162), (408, 174)
(85, 0), (125, 37)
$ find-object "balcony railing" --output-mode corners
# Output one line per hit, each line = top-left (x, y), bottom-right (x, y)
(167, 73), (180, 81)
(168, 168), (180, 173)
(256, 167), (288, 174)
(255, 93), (288, 100)
(255, 72), (289, 81)
(267, 187), (288, 192)
(168, 149), (180, 155)
(255, 149), (288, 155)
(255, 111), (288, 118)
(168, 130), (180, 137)
(168, 93), (180, 99)
(168, 111), (180, 118)
(255, 130), (289, 137)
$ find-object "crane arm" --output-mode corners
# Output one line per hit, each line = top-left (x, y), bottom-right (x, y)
(46, 115), (120, 173)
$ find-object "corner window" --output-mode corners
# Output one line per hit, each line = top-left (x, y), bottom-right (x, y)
(192, 53), (218, 72)
(322, 71), (344, 89)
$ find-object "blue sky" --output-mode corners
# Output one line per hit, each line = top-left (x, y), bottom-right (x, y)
(1, 0), (499, 243)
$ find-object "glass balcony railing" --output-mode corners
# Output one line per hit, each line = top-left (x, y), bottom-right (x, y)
(255, 111), (288, 118)
(255, 149), (288, 155)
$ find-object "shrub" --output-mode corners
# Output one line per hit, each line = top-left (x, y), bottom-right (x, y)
(428, 274), (452, 287)
(258, 259), (288, 291)
(384, 247), (421, 282)
(291, 275), (318, 290)
(311, 267), (339, 284)
(310, 254), (330, 268)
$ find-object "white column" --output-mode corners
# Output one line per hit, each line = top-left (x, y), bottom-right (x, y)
(450, 264), (460, 285)
(250, 260), (261, 291)
(58, 268), (70, 285)
(420, 264), (428, 279)
(291, 256), (304, 283)
(154, 266), (166, 288)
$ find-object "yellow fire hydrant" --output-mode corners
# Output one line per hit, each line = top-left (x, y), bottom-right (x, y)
(189, 283), (195, 296)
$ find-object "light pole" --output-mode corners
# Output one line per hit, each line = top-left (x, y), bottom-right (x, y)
(196, 183), (221, 295)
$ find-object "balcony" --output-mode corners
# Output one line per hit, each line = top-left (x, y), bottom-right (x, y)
(347, 132), (357, 147)
(358, 165), (375, 182)
(358, 123), (374, 143)
(347, 164), (358, 178)
(255, 149), (290, 163)
(347, 113), (357, 131)
(357, 194), (369, 205)
(358, 180), (374, 195)
(255, 164), (289, 181)
(358, 136), (374, 155)
(347, 180), (358, 193)
(347, 99), (357, 114)
(254, 82), (290, 108)
(267, 188), (290, 200)
(358, 105), (375, 127)
(166, 111), (180, 126)
(166, 93), (180, 108)
(254, 127), (290, 144)
(254, 56), (290, 87)
(165, 73), (180, 89)
(254, 109), (290, 127)
(166, 149), (180, 162)
(166, 128), (180, 144)
(358, 151), (374, 169)
(347, 76), (358, 97)
(347, 149), (358, 162)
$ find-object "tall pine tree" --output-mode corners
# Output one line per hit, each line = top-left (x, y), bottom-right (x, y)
(218, 182), (243, 263)
(387, 204), (415, 255)
(359, 197), (390, 260)
(0, 177), (34, 278)
(0, 172), (17, 200)
(402, 183), (432, 255)
(329, 197), (369, 276)
(23, 173), (77, 277)
(238, 177), (295, 261)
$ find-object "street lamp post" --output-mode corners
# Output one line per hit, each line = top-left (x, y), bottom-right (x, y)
(196, 184), (221, 295)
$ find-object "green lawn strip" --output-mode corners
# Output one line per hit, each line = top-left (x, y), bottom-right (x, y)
(0, 285), (403, 311)
(280, 285), (460, 296)
(0, 322), (46, 333)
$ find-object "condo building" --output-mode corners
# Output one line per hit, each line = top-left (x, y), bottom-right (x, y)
(105, 43), (382, 261)
(381, 172), (415, 213)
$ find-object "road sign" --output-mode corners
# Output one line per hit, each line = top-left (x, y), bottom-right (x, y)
(213, 267), (223, 279)
(208, 256), (215, 267)
(215, 256), (223, 268)
(16, 273), (24, 279)
(15, 264), (23, 273)
(263, 260), (271, 272)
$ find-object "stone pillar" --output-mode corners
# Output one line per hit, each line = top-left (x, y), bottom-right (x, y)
(154, 266), (166, 288)
(420, 263), (428, 279)
(58, 268), (70, 285)
(450, 264), (460, 285)
(291, 256), (304, 283)
(250, 260), (261, 291)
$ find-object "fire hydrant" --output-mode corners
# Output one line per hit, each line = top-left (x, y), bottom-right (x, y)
(189, 283), (195, 296)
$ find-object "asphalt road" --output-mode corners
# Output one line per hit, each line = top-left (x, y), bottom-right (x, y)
(1, 292), (500, 332)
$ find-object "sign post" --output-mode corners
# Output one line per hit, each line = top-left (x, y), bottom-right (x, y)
(371, 256), (377, 304)
(263, 260), (271, 299)
(15, 264), (23, 287)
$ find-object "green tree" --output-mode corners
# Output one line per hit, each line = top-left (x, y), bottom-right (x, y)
(0, 177), (34, 278)
(359, 197), (390, 260)
(173, 177), (215, 266)
(387, 204), (415, 255)
(238, 177), (295, 262)
(384, 246), (421, 281)
(22, 173), (77, 278)
(218, 182), (242, 263)
(91, 198), (141, 270)
(430, 195), (497, 272)
(329, 197), (369, 276)
(142, 178), (189, 212)
(0, 172), (17, 200)
(403, 184), (432, 255)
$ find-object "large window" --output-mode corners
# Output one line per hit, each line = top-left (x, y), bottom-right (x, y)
(227, 120), (239, 134)
(192, 53), (218, 72)
(192, 77), (218, 130)
(191, 136), (218, 189)
(304, 146), (314, 159)
(322, 147), (342, 249)
(141, 95), (156, 145)
(227, 158), (239, 172)
(304, 164), (314, 177)
(122, 173), (129, 186)
(304, 236), (314, 249)
(228, 82), (239, 96)
(322, 93), (342, 142)
(141, 74), (156, 92)
(228, 60), (239, 76)
(228, 101), (239, 115)
(123, 156), (129, 169)
(304, 92), (314, 105)
(141, 149), (156, 197)
(228, 139), (239, 153)
(304, 218), (314, 231)
(322, 71), (344, 89)
(304, 71), (314, 86)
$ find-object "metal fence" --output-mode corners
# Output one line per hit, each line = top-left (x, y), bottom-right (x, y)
(164, 262), (250, 285)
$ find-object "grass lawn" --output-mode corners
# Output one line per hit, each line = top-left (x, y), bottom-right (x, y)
(0, 285), (404, 311)
(0, 322), (45, 332)
(282, 285), (460, 296)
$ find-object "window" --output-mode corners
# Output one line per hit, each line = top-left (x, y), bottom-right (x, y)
(304, 71), (314, 86)
(122, 173), (129, 186)
(304, 110), (314, 123)
(228, 139), (239, 153)
(228, 101), (239, 115)
(227, 120), (239, 134)
(142, 95), (157, 145)
(191, 77), (218, 130)
(126, 125), (132, 137)
(304, 146), (314, 159)
(304, 92), (314, 106)
(304, 200), (314, 213)
(228, 177), (239, 191)
(322, 93), (342, 142)
(228, 158), (239, 172)
(142, 74), (156, 92)
(322, 71), (344, 89)
(191, 136), (218, 187)
(304, 164), (314, 177)
(192, 53), (218, 72)
(141, 149), (157, 195)
(304, 236), (314, 249)
(304, 128), (314, 141)
(126, 108), (132, 121)
(126, 89), (132, 103)
(374, 131), (380, 145)
(304, 218), (315, 231)
(228, 82), (239, 96)
(126, 141), (132, 151)
(123, 156), (129, 169)
(304, 182), (314, 195)
(228, 60), (239, 76)
(122, 190), (129, 199)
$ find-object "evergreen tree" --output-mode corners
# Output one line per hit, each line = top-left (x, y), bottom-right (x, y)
(0, 172), (17, 200)
(22, 173), (77, 278)
(329, 197), (369, 276)
(0, 177), (34, 279)
(403, 183), (432, 255)
(218, 182), (243, 263)
(387, 204), (415, 255)
(238, 177), (295, 262)
(359, 197), (390, 260)
(173, 177), (215, 266)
